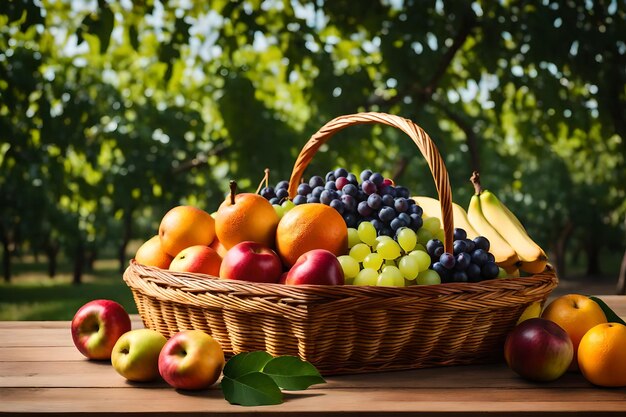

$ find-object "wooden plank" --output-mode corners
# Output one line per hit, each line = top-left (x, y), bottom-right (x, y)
(0, 317), (144, 330)
(0, 319), (144, 347)
(1, 387), (625, 415)
(0, 346), (84, 362)
(0, 359), (597, 390)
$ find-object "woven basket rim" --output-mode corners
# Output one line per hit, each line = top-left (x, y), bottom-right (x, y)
(125, 260), (558, 303)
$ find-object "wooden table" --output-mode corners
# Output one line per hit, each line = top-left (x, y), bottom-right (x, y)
(2, 296), (626, 416)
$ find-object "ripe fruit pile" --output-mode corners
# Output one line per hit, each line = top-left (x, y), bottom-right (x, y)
(505, 293), (626, 388)
(261, 168), (423, 235)
(134, 166), (541, 287)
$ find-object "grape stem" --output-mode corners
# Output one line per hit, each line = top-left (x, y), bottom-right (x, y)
(254, 168), (270, 194)
(470, 171), (483, 195)
(229, 180), (237, 204)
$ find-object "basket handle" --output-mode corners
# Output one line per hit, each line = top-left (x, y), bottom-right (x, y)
(287, 112), (454, 253)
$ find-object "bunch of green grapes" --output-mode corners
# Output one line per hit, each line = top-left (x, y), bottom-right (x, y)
(337, 218), (444, 287)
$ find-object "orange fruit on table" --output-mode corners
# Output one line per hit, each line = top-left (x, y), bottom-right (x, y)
(276, 203), (348, 267)
(541, 293), (607, 370)
(159, 206), (216, 257)
(215, 181), (280, 250)
(578, 322), (626, 387)
(135, 235), (173, 269)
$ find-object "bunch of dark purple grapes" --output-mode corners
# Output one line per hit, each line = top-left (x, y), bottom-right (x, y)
(425, 228), (501, 283)
(260, 168), (424, 236)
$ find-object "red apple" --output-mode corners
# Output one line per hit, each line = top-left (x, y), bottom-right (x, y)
(158, 330), (225, 390)
(71, 299), (131, 360)
(219, 241), (283, 283)
(169, 245), (222, 276)
(285, 249), (344, 285)
(504, 317), (573, 382)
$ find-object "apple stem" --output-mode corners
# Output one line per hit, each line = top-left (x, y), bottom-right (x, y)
(470, 171), (483, 195)
(229, 180), (237, 204)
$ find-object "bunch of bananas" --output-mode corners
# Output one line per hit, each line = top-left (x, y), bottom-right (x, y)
(412, 172), (548, 276)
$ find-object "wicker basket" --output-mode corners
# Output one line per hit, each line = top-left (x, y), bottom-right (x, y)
(123, 112), (558, 375)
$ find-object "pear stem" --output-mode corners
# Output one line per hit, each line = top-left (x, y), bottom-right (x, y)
(470, 171), (483, 195)
(229, 180), (237, 205)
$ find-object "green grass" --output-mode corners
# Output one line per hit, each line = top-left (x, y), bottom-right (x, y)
(0, 258), (138, 321)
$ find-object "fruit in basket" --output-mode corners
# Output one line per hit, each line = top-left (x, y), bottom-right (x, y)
(541, 294), (607, 370)
(467, 193), (520, 267)
(285, 249), (344, 285)
(158, 330), (225, 390)
(169, 245), (222, 276)
(478, 189), (548, 274)
(504, 317), (573, 382)
(276, 203), (347, 267)
(111, 329), (167, 382)
(261, 168), (424, 237)
(159, 206), (216, 257)
(578, 322), (626, 387)
(412, 196), (480, 240)
(209, 237), (228, 257)
(219, 241), (283, 283)
(134, 235), (173, 269)
(71, 299), (131, 360)
(425, 229), (501, 283)
(215, 181), (280, 250)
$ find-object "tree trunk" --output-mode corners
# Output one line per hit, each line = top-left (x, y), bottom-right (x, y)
(0, 224), (11, 283)
(585, 239), (601, 277)
(73, 240), (84, 285)
(552, 220), (573, 280)
(45, 241), (59, 278)
(85, 246), (97, 272)
(616, 249), (626, 295)
(118, 209), (133, 273)
(2, 238), (10, 283)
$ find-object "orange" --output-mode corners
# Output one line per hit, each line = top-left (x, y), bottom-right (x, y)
(541, 294), (607, 369)
(135, 235), (173, 268)
(159, 206), (216, 257)
(276, 203), (348, 267)
(578, 322), (626, 387)
(215, 188), (279, 250)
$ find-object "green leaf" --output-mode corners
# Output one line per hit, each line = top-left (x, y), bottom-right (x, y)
(262, 356), (326, 391)
(223, 351), (273, 379)
(589, 296), (626, 326)
(221, 373), (283, 406)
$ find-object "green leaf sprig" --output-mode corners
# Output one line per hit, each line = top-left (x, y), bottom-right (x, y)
(221, 351), (326, 406)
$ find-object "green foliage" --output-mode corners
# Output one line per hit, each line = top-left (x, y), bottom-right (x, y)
(221, 351), (325, 406)
(0, 0), (624, 278)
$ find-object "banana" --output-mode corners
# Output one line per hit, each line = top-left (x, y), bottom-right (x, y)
(467, 194), (520, 267)
(516, 301), (543, 325)
(412, 196), (480, 239)
(479, 190), (548, 274)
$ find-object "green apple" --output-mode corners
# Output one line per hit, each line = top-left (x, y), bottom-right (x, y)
(111, 329), (167, 382)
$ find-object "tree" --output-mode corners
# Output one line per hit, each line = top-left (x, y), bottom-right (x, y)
(0, 0), (624, 285)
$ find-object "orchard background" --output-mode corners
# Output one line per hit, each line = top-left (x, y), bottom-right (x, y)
(1, 1), (625, 318)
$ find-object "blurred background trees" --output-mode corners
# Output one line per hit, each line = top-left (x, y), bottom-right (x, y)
(1, 0), (624, 288)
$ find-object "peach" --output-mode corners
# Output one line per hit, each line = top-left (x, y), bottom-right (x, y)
(169, 245), (222, 276)
(135, 235), (173, 269)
